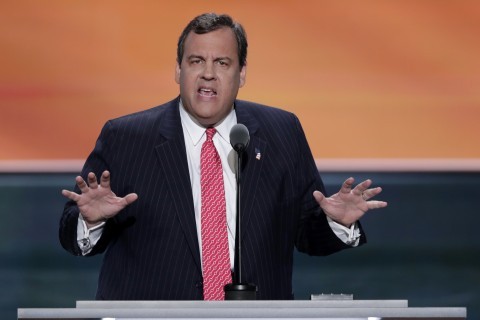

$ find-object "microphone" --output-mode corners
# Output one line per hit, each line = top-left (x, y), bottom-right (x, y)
(224, 123), (257, 300)
(229, 123), (250, 153)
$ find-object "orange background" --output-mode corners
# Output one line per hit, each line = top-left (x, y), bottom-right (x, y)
(1, 0), (479, 161)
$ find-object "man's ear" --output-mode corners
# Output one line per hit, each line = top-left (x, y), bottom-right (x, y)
(239, 64), (247, 88)
(175, 62), (181, 84)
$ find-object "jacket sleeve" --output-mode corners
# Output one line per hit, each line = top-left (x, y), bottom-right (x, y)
(59, 121), (116, 256)
(291, 115), (366, 256)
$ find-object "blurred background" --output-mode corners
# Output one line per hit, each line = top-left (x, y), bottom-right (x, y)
(1, 1), (479, 319)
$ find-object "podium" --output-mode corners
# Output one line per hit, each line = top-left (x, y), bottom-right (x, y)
(18, 300), (467, 319)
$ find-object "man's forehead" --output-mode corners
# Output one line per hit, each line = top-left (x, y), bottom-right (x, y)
(183, 28), (237, 51)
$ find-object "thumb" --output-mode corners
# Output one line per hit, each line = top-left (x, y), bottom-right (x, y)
(124, 193), (139, 205)
(313, 190), (325, 205)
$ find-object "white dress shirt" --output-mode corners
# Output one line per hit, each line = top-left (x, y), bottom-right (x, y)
(77, 102), (361, 262)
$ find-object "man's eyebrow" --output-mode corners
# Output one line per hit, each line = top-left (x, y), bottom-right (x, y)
(214, 57), (233, 62)
(186, 55), (233, 62)
(187, 55), (205, 60)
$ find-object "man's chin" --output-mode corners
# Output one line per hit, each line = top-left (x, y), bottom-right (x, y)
(188, 111), (220, 127)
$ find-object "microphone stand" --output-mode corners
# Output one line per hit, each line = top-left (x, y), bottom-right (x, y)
(224, 147), (257, 300)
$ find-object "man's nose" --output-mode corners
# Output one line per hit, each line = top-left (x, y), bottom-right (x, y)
(201, 62), (216, 80)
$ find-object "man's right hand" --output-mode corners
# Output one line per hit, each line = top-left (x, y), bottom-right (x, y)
(62, 170), (138, 229)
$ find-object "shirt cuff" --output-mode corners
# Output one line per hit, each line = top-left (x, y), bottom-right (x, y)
(327, 216), (361, 247)
(77, 214), (105, 255)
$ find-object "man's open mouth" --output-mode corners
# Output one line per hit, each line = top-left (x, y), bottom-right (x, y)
(198, 87), (217, 97)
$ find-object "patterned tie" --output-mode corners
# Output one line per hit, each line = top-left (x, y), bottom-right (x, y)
(201, 127), (231, 300)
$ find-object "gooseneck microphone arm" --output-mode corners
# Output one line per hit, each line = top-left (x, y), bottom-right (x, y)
(233, 142), (243, 284)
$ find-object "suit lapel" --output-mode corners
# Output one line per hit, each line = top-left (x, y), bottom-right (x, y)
(235, 101), (267, 238)
(154, 98), (202, 273)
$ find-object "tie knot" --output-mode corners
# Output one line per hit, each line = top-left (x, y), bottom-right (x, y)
(205, 127), (216, 141)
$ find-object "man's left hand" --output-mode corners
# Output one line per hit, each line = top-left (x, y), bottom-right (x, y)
(313, 177), (387, 227)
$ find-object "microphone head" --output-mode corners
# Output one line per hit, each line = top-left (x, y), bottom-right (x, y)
(230, 123), (250, 153)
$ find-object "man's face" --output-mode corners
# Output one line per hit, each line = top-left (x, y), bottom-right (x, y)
(175, 27), (246, 127)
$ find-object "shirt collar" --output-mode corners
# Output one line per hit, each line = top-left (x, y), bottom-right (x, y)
(179, 100), (237, 146)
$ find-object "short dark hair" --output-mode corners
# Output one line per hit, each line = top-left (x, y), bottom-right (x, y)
(177, 13), (248, 68)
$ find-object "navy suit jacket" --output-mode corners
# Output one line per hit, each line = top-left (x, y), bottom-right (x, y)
(60, 97), (365, 300)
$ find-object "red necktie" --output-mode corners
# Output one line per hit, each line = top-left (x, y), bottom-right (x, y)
(201, 127), (231, 300)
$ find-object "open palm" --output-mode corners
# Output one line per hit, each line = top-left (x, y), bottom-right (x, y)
(313, 177), (387, 227)
(62, 171), (138, 228)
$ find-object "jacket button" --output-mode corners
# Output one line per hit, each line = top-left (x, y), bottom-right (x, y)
(195, 281), (203, 289)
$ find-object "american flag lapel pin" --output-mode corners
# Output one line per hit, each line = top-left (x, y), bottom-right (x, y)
(255, 147), (261, 160)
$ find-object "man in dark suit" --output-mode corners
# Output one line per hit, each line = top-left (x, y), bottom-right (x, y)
(60, 13), (387, 300)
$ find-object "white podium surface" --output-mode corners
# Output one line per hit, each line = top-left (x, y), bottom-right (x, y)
(18, 300), (467, 319)
(76, 299), (409, 309)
